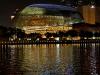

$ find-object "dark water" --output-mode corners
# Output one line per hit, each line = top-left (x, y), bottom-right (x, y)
(0, 44), (100, 75)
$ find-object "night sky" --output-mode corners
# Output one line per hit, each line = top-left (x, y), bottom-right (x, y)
(0, 0), (29, 26)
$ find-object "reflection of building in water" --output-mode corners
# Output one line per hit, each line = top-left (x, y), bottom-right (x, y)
(18, 44), (73, 75)
(0, 44), (99, 75)
(72, 44), (82, 74)
(13, 4), (83, 34)
(90, 44), (98, 75)
(73, 43), (99, 75)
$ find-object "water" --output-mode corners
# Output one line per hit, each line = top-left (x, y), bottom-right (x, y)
(0, 44), (100, 75)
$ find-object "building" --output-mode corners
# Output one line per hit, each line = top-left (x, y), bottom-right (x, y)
(96, 6), (100, 23)
(82, 5), (95, 24)
(13, 4), (83, 34)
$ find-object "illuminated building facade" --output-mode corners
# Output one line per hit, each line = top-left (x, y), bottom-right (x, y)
(82, 5), (95, 24)
(96, 6), (100, 23)
(14, 4), (83, 34)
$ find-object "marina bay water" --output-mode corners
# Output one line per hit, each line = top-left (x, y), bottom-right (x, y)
(0, 44), (99, 75)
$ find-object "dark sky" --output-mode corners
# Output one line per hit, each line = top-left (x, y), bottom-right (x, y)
(0, 0), (36, 26)
(0, 0), (19, 26)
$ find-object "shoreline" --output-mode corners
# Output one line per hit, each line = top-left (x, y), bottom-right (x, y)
(0, 39), (100, 45)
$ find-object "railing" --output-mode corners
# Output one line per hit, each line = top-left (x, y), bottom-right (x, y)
(0, 39), (100, 45)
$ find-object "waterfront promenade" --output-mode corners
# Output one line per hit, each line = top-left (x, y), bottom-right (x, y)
(0, 39), (100, 45)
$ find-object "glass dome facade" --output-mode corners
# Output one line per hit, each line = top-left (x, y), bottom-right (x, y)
(14, 4), (83, 34)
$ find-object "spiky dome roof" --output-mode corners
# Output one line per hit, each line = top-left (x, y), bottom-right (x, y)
(13, 4), (83, 34)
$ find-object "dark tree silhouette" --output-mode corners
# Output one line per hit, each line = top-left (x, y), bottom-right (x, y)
(79, 30), (93, 39)
(94, 32), (100, 37)
(45, 32), (52, 38)
(67, 30), (78, 37)
(16, 29), (25, 39)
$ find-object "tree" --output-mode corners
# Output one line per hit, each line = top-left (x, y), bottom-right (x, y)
(45, 32), (52, 38)
(94, 32), (100, 37)
(16, 28), (25, 39)
(67, 30), (78, 37)
(57, 31), (64, 37)
(79, 30), (93, 39)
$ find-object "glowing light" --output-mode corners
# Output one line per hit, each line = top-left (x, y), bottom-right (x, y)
(55, 37), (60, 41)
(90, 5), (95, 8)
(11, 15), (15, 20)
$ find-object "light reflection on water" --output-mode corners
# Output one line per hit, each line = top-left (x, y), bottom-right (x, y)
(0, 44), (100, 75)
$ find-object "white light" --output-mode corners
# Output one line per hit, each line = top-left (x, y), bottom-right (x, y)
(90, 5), (95, 8)
(11, 15), (15, 20)
(55, 37), (59, 41)
(56, 44), (60, 48)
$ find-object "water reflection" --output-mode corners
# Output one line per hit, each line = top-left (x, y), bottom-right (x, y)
(0, 44), (100, 75)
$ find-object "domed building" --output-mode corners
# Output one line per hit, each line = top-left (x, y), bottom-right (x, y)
(13, 4), (83, 34)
